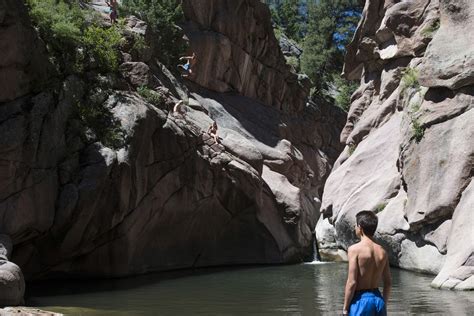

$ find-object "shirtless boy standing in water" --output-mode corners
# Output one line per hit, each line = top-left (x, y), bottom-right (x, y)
(343, 211), (392, 316)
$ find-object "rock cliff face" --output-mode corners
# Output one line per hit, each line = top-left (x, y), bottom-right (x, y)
(318, 0), (473, 290)
(181, 0), (310, 112)
(0, 0), (345, 289)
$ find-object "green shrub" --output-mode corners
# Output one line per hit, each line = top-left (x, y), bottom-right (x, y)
(408, 100), (425, 143)
(348, 143), (357, 155)
(333, 74), (358, 112)
(412, 119), (425, 143)
(121, 0), (186, 69)
(83, 26), (122, 72)
(285, 56), (300, 72)
(27, 0), (121, 74)
(401, 68), (420, 93)
(132, 34), (149, 52)
(411, 101), (421, 113)
(374, 202), (387, 214)
(274, 26), (284, 41)
(137, 86), (163, 107)
(421, 19), (440, 37)
(27, 0), (85, 73)
(374, 202), (388, 214)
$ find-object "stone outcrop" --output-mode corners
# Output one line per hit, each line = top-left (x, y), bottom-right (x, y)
(418, 0), (474, 89)
(0, 235), (25, 306)
(318, 0), (473, 290)
(0, 0), (345, 293)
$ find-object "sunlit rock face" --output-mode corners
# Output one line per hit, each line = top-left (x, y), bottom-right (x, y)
(318, 0), (474, 291)
(419, 0), (474, 89)
(0, 0), (345, 285)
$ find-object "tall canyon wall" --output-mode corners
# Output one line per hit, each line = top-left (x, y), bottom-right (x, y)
(318, 0), (473, 290)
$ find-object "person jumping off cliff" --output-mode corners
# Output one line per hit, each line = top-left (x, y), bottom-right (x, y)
(105, 0), (118, 24)
(178, 52), (197, 78)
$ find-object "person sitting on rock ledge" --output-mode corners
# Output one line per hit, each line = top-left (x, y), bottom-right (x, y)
(178, 52), (197, 78)
(207, 121), (220, 144)
(173, 100), (186, 117)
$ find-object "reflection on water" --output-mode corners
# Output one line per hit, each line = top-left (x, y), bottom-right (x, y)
(27, 263), (473, 315)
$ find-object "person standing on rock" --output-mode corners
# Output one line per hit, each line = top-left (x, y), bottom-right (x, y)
(178, 52), (197, 78)
(343, 211), (391, 316)
(105, 0), (118, 24)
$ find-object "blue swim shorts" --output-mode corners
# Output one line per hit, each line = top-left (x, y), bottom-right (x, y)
(349, 288), (386, 316)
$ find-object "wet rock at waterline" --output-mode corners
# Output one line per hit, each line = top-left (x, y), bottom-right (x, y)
(0, 236), (25, 306)
(0, 307), (61, 315)
(318, 0), (474, 290)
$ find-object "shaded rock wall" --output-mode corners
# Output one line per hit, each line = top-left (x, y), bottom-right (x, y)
(0, 0), (50, 102)
(0, 0), (345, 282)
(318, 0), (473, 290)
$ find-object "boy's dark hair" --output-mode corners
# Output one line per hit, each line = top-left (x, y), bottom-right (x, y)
(356, 210), (378, 236)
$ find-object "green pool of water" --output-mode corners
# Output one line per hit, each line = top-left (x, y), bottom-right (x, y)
(26, 262), (473, 315)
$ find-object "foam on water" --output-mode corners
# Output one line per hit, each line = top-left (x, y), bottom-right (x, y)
(303, 260), (333, 265)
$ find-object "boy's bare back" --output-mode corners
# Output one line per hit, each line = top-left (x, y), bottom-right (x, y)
(343, 211), (391, 315)
(350, 239), (389, 291)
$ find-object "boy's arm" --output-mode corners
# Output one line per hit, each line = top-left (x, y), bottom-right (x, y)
(343, 247), (358, 314)
(382, 255), (392, 304)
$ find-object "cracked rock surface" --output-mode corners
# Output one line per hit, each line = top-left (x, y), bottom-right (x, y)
(0, 0), (345, 289)
(318, 0), (473, 290)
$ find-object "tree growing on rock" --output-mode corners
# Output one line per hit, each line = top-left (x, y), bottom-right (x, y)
(273, 0), (305, 42)
(301, 0), (362, 111)
(121, 0), (186, 69)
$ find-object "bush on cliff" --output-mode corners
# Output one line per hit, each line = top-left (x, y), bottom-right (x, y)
(27, 0), (122, 74)
(83, 26), (123, 72)
(121, 0), (186, 69)
(27, 0), (126, 148)
(401, 67), (420, 93)
(137, 86), (164, 107)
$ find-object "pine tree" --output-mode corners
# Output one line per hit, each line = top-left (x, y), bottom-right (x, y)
(277, 0), (303, 42)
(122, 0), (185, 68)
(301, 0), (362, 109)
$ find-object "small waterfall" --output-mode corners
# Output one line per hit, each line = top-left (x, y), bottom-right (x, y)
(312, 234), (321, 262)
(305, 233), (327, 265)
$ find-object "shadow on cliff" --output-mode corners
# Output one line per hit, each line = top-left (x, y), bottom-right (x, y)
(185, 81), (283, 148)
